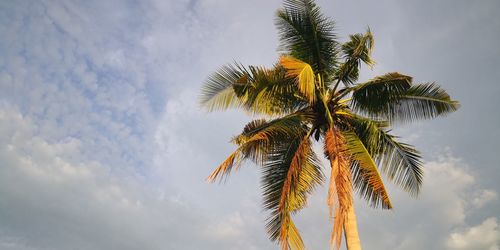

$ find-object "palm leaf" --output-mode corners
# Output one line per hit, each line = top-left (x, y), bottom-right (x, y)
(345, 115), (423, 197)
(201, 63), (307, 115)
(237, 65), (306, 115)
(208, 113), (308, 183)
(351, 76), (460, 122)
(378, 133), (422, 196)
(263, 132), (323, 249)
(276, 0), (338, 77)
(342, 131), (392, 209)
(336, 28), (375, 85)
(323, 128), (353, 249)
(389, 83), (460, 122)
(280, 56), (316, 103)
(206, 151), (242, 183)
(200, 64), (247, 111)
(351, 72), (412, 112)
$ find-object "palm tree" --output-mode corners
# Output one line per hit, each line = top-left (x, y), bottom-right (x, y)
(200, 0), (459, 249)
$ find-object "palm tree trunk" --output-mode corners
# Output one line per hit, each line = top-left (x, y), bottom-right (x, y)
(344, 203), (362, 250)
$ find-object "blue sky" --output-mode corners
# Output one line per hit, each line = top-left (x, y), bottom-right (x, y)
(0, 0), (499, 249)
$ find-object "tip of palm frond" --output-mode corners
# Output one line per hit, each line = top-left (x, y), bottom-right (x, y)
(205, 175), (216, 183)
(330, 208), (345, 250)
(206, 151), (240, 183)
(364, 27), (374, 52)
(206, 168), (222, 183)
(279, 215), (305, 250)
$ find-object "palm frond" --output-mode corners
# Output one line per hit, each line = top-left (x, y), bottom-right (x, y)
(245, 65), (311, 115)
(206, 151), (241, 183)
(389, 83), (460, 122)
(264, 213), (304, 250)
(201, 63), (308, 115)
(336, 28), (375, 85)
(263, 132), (323, 249)
(279, 137), (314, 211)
(280, 56), (316, 103)
(351, 76), (460, 122)
(208, 113), (309, 183)
(200, 64), (247, 111)
(276, 0), (338, 77)
(232, 112), (312, 147)
(323, 128), (353, 250)
(345, 115), (423, 196)
(342, 131), (392, 209)
(378, 134), (422, 196)
(351, 72), (412, 110)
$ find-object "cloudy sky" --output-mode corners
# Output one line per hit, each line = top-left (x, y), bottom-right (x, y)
(0, 0), (499, 249)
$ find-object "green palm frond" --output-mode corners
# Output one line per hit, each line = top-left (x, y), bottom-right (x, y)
(263, 134), (323, 249)
(238, 65), (301, 115)
(389, 83), (460, 122)
(200, 63), (248, 111)
(342, 131), (392, 209)
(232, 112), (312, 147)
(201, 63), (309, 115)
(378, 133), (422, 196)
(351, 76), (460, 122)
(346, 115), (423, 196)
(208, 113), (309, 183)
(336, 28), (375, 85)
(351, 72), (412, 111)
(276, 0), (338, 78)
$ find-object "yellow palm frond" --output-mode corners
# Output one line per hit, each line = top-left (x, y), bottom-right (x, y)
(206, 127), (271, 183)
(206, 150), (241, 183)
(343, 131), (393, 209)
(263, 132), (322, 250)
(279, 137), (311, 211)
(277, 137), (314, 250)
(208, 113), (310, 183)
(202, 87), (241, 112)
(280, 56), (316, 103)
(324, 128), (355, 250)
(279, 214), (305, 250)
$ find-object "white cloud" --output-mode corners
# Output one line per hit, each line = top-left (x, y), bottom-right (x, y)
(288, 155), (499, 250)
(447, 217), (500, 250)
(473, 190), (498, 209)
(0, 0), (160, 178)
(0, 106), (274, 249)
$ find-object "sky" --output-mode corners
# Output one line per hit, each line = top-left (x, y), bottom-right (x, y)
(0, 0), (499, 249)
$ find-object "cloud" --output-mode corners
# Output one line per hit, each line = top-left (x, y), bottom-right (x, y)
(472, 190), (498, 209)
(0, 107), (174, 249)
(0, 106), (276, 250)
(285, 154), (499, 250)
(0, 0), (279, 248)
(447, 217), (500, 250)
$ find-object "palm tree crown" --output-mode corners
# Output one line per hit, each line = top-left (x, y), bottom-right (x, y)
(200, 0), (459, 249)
